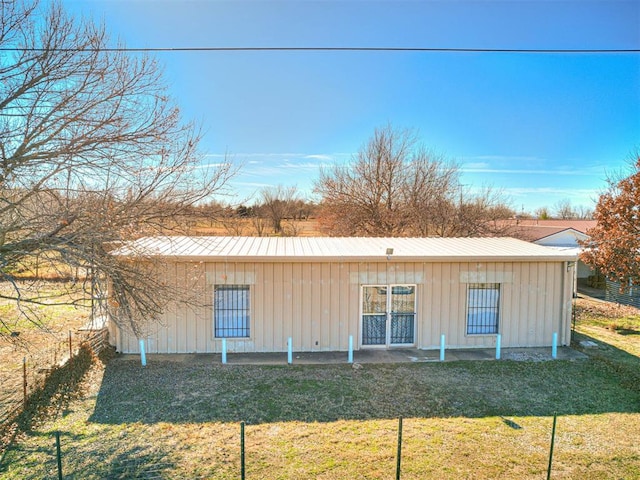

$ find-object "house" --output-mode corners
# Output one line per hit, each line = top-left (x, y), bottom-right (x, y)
(109, 236), (576, 354)
(507, 220), (640, 308)
(508, 220), (597, 291)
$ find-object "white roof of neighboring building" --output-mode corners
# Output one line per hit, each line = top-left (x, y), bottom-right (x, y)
(544, 246), (582, 256)
(532, 228), (590, 248)
(112, 236), (577, 263)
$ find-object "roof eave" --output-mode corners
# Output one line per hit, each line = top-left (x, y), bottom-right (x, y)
(121, 253), (578, 263)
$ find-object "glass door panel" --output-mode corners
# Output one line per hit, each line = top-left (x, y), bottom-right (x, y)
(362, 286), (387, 345)
(390, 285), (415, 344)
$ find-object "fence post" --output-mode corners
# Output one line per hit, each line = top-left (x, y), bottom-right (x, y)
(547, 413), (557, 480)
(55, 431), (63, 480)
(23, 357), (27, 407)
(240, 421), (246, 480)
(396, 417), (403, 480)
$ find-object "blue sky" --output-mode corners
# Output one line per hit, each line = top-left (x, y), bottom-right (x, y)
(63, 0), (639, 214)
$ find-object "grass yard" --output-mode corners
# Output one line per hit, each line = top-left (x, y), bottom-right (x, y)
(0, 281), (90, 346)
(0, 281), (90, 379)
(0, 281), (91, 429)
(0, 297), (638, 479)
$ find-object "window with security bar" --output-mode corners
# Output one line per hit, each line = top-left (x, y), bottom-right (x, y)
(466, 283), (500, 335)
(214, 285), (250, 338)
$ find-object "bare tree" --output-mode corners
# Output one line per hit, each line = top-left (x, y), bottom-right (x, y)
(315, 126), (428, 236)
(258, 185), (300, 234)
(575, 204), (594, 219)
(291, 199), (316, 220)
(0, 1), (236, 338)
(250, 215), (269, 237)
(281, 219), (302, 237)
(192, 201), (228, 229)
(404, 151), (460, 236)
(219, 206), (247, 235)
(447, 186), (515, 237)
(314, 125), (513, 237)
(554, 199), (578, 219)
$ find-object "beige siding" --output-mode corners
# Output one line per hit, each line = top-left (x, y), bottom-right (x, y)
(310, 264), (322, 351)
(501, 263), (515, 346)
(300, 263), (313, 350)
(114, 259), (573, 354)
(347, 264), (360, 350)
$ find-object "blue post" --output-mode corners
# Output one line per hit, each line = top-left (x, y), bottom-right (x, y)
(496, 334), (502, 360)
(139, 339), (146, 367)
(287, 337), (293, 364)
(552, 332), (558, 359)
(222, 338), (227, 364)
(348, 335), (354, 364)
(440, 334), (445, 362)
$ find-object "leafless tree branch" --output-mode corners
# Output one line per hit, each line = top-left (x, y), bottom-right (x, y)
(0, 0), (236, 338)
(314, 124), (513, 237)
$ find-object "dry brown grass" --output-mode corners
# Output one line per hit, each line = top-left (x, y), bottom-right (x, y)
(0, 282), (90, 432)
(189, 218), (323, 237)
(0, 282), (90, 369)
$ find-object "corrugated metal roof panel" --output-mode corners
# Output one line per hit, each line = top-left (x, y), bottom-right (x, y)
(112, 236), (577, 262)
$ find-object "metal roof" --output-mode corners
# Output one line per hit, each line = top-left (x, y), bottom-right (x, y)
(504, 219), (597, 235)
(112, 236), (577, 262)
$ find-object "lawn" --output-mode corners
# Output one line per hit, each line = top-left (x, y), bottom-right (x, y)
(0, 297), (638, 479)
(0, 282), (91, 429)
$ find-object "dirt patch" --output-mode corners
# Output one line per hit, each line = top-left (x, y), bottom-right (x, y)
(500, 350), (552, 362)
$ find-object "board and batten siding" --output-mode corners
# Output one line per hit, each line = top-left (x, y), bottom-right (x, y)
(114, 258), (572, 354)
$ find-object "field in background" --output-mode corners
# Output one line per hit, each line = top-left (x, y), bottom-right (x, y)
(0, 282), (91, 363)
(0, 297), (638, 479)
(190, 218), (322, 237)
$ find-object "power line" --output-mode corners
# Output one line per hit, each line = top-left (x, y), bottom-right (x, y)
(0, 46), (638, 54)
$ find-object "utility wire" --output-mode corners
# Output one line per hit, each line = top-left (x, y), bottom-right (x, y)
(0, 46), (638, 53)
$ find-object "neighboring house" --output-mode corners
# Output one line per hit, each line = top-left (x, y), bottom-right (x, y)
(508, 220), (597, 291)
(109, 236), (576, 355)
(510, 220), (640, 308)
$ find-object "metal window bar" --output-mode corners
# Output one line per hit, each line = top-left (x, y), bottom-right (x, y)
(390, 314), (415, 343)
(390, 285), (415, 344)
(362, 314), (387, 345)
(362, 286), (387, 345)
(467, 283), (500, 335)
(214, 285), (250, 338)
